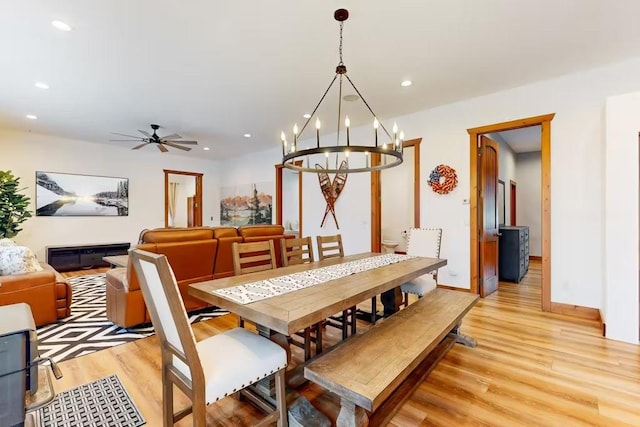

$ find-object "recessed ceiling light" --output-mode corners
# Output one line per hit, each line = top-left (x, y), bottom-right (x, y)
(401, 80), (413, 87)
(26, 114), (38, 120)
(203, 147), (210, 151)
(51, 20), (72, 31)
(34, 82), (49, 89)
(243, 133), (252, 138)
(303, 113), (311, 119)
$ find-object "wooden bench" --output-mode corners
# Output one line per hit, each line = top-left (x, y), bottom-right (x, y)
(304, 288), (479, 427)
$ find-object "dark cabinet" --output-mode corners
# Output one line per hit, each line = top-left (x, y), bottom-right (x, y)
(46, 243), (130, 271)
(498, 226), (529, 283)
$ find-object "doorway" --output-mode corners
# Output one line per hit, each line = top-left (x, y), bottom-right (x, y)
(275, 162), (303, 235)
(468, 113), (554, 310)
(370, 138), (422, 252)
(163, 169), (203, 228)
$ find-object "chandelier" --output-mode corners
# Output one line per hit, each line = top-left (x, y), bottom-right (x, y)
(281, 9), (404, 173)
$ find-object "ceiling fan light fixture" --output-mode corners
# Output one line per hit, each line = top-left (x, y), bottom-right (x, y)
(110, 124), (198, 152)
(280, 9), (403, 174)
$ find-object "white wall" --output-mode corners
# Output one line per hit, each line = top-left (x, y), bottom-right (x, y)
(516, 152), (542, 256)
(0, 129), (220, 260)
(604, 92), (639, 344)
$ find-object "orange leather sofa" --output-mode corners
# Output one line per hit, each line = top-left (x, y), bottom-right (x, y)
(105, 225), (292, 328)
(0, 263), (72, 326)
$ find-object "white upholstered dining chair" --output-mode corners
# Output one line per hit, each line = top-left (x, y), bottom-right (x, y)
(129, 249), (288, 427)
(400, 228), (443, 306)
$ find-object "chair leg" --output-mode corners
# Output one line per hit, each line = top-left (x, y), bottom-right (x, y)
(162, 373), (173, 427)
(341, 310), (348, 340)
(315, 322), (323, 354)
(275, 369), (288, 427)
(371, 296), (377, 323)
(350, 306), (357, 336)
(402, 291), (409, 308)
(304, 327), (312, 361)
(192, 386), (207, 427)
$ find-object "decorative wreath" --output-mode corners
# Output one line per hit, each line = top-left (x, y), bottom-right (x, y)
(428, 164), (458, 195)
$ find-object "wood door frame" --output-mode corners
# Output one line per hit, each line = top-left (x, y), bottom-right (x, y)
(275, 162), (303, 234)
(468, 114), (554, 311)
(164, 169), (203, 227)
(371, 138), (422, 252)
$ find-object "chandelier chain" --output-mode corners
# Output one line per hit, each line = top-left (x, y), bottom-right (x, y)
(338, 21), (344, 66)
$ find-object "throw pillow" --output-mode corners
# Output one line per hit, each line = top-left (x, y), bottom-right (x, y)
(0, 246), (44, 276)
(0, 238), (17, 247)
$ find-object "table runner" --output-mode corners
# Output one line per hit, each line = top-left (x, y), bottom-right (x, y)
(212, 253), (417, 304)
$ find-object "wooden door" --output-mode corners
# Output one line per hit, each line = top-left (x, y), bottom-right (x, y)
(479, 135), (499, 297)
(187, 196), (195, 227)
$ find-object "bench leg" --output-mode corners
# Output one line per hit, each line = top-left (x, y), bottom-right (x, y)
(448, 324), (477, 348)
(336, 398), (368, 427)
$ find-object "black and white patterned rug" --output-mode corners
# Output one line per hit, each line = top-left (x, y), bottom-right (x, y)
(37, 274), (228, 363)
(36, 374), (145, 427)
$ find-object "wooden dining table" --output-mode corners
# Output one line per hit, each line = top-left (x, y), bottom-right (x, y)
(189, 252), (446, 337)
(189, 252), (447, 422)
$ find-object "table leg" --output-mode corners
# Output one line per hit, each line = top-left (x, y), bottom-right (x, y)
(381, 287), (402, 317)
(336, 398), (368, 427)
(448, 323), (477, 347)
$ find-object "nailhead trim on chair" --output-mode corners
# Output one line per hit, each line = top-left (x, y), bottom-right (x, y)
(208, 364), (287, 404)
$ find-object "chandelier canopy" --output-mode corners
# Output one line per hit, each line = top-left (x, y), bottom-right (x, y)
(280, 9), (404, 174)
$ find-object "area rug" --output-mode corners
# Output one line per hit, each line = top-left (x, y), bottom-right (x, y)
(37, 273), (228, 363)
(36, 374), (145, 427)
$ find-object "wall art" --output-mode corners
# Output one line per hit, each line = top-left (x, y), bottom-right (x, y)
(36, 171), (128, 216)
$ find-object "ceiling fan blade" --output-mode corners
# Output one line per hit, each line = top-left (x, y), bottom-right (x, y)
(110, 139), (145, 142)
(162, 141), (192, 151)
(158, 144), (168, 153)
(138, 130), (153, 138)
(159, 133), (182, 140)
(165, 140), (198, 145)
(111, 132), (144, 139)
(132, 142), (149, 150)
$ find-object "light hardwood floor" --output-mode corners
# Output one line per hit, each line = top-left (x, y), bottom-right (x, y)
(56, 261), (640, 426)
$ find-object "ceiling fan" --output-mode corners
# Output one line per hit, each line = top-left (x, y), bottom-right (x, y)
(110, 124), (198, 152)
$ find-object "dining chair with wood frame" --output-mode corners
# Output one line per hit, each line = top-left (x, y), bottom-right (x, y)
(129, 248), (288, 427)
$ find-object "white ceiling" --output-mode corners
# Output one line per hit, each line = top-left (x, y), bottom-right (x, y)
(2, 1), (640, 159)
(493, 127), (542, 154)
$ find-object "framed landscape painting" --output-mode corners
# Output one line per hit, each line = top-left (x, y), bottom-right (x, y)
(220, 182), (272, 226)
(36, 171), (129, 216)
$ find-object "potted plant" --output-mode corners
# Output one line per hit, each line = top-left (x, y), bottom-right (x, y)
(0, 171), (32, 238)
